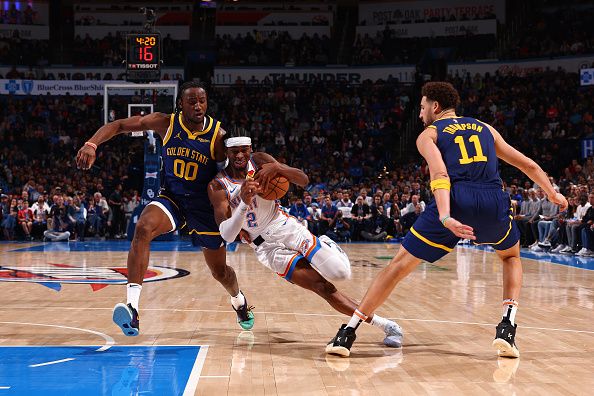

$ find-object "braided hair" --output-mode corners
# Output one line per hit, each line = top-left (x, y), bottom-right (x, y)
(175, 81), (207, 113)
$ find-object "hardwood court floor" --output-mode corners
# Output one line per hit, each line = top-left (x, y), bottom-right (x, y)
(0, 240), (593, 395)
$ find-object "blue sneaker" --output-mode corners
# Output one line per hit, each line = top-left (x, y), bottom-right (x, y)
(113, 303), (139, 336)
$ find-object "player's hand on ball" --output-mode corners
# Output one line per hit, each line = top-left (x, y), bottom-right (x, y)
(444, 217), (476, 240)
(76, 145), (96, 170)
(548, 192), (568, 212)
(240, 180), (260, 205)
(254, 162), (279, 194)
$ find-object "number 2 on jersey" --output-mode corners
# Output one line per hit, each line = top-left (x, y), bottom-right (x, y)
(246, 212), (258, 228)
(454, 135), (488, 165)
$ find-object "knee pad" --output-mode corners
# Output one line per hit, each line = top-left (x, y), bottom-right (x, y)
(308, 235), (351, 281)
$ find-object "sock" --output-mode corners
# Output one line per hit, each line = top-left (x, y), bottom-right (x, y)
(347, 309), (368, 329)
(370, 313), (389, 331)
(230, 290), (246, 310)
(502, 299), (518, 325)
(127, 283), (142, 311)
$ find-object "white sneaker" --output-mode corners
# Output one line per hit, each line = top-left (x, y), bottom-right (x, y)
(551, 244), (565, 253)
(576, 248), (589, 256)
(530, 245), (543, 252)
(540, 240), (551, 247)
(529, 241), (539, 248)
(585, 250), (594, 257)
(383, 321), (403, 348)
(560, 246), (574, 254)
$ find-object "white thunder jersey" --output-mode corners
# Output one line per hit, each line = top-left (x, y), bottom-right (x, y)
(214, 158), (351, 282)
(214, 159), (279, 240)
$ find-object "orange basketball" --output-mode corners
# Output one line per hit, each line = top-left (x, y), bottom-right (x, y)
(259, 175), (290, 200)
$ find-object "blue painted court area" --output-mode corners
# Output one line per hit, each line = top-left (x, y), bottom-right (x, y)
(0, 345), (206, 395)
(8, 240), (238, 253)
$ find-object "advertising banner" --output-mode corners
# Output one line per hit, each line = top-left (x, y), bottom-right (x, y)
(215, 25), (330, 39)
(0, 25), (49, 39)
(359, 0), (505, 24)
(213, 66), (416, 85)
(356, 19), (496, 38)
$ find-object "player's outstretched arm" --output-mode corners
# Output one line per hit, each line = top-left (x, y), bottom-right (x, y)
(489, 125), (568, 211)
(417, 128), (476, 240)
(252, 152), (309, 192)
(76, 112), (171, 170)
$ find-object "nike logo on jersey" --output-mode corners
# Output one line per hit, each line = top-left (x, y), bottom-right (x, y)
(229, 186), (237, 194)
(174, 132), (182, 140)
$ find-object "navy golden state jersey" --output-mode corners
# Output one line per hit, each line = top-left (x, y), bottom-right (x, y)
(430, 116), (501, 186)
(161, 112), (221, 196)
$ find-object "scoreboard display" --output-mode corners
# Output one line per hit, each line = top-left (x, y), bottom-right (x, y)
(126, 33), (161, 82)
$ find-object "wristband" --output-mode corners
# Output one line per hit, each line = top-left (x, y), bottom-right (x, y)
(440, 215), (451, 226)
(85, 141), (97, 150)
(430, 178), (451, 192)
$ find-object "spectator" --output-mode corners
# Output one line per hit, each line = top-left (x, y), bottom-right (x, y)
(560, 194), (592, 254)
(289, 197), (309, 228)
(17, 199), (33, 240)
(351, 196), (371, 241)
(326, 211), (351, 242)
(319, 195), (338, 236)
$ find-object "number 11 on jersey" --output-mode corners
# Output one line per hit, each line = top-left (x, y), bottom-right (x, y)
(454, 135), (488, 165)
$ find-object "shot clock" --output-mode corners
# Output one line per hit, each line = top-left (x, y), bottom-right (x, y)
(126, 33), (161, 82)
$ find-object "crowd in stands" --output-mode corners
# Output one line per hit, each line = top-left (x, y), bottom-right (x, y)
(503, 6), (594, 59)
(0, 93), (146, 241)
(216, 31), (332, 66)
(351, 30), (497, 65)
(0, 4), (37, 25)
(0, 69), (593, 250)
(0, 36), (50, 67)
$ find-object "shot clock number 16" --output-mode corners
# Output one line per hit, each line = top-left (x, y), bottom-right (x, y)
(126, 33), (161, 82)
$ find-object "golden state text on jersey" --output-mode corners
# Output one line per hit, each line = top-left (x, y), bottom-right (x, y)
(161, 112), (221, 196)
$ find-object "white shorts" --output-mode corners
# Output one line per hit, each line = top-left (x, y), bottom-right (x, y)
(250, 214), (321, 281)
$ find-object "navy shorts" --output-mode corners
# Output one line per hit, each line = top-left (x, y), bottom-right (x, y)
(149, 192), (225, 250)
(402, 182), (520, 262)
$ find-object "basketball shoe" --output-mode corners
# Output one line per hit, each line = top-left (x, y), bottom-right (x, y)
(325, 324), (357, 357)
(113, 303), (139, 336)
(492, 319), (520, 358)
(383, 321), (403, 348)
(233, 295), (255, 330)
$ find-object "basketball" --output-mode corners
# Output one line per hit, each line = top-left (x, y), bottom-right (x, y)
(259, 175), (290, 200)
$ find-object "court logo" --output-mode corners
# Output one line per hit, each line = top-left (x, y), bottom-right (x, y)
(0, 263), (189, 291)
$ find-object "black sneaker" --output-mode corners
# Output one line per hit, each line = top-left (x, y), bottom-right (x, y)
(492, 319), (520, 358)
(232, 292), (255, 330)
(113, 303), (139, 336)
(325, 324), (357, 357)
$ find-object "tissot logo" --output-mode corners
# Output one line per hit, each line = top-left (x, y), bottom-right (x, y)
(0, 263), (189, 291)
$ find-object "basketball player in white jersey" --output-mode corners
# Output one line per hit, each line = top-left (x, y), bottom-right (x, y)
(207, 131), (403, 347)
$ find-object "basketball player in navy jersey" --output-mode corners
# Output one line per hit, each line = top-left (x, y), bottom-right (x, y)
(76, 82), (254, 336)
(327, 82), (567, 358)
(207, 129), (403, 347)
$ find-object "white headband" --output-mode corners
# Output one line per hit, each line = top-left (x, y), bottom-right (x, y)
(225, 137), (252, 147)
